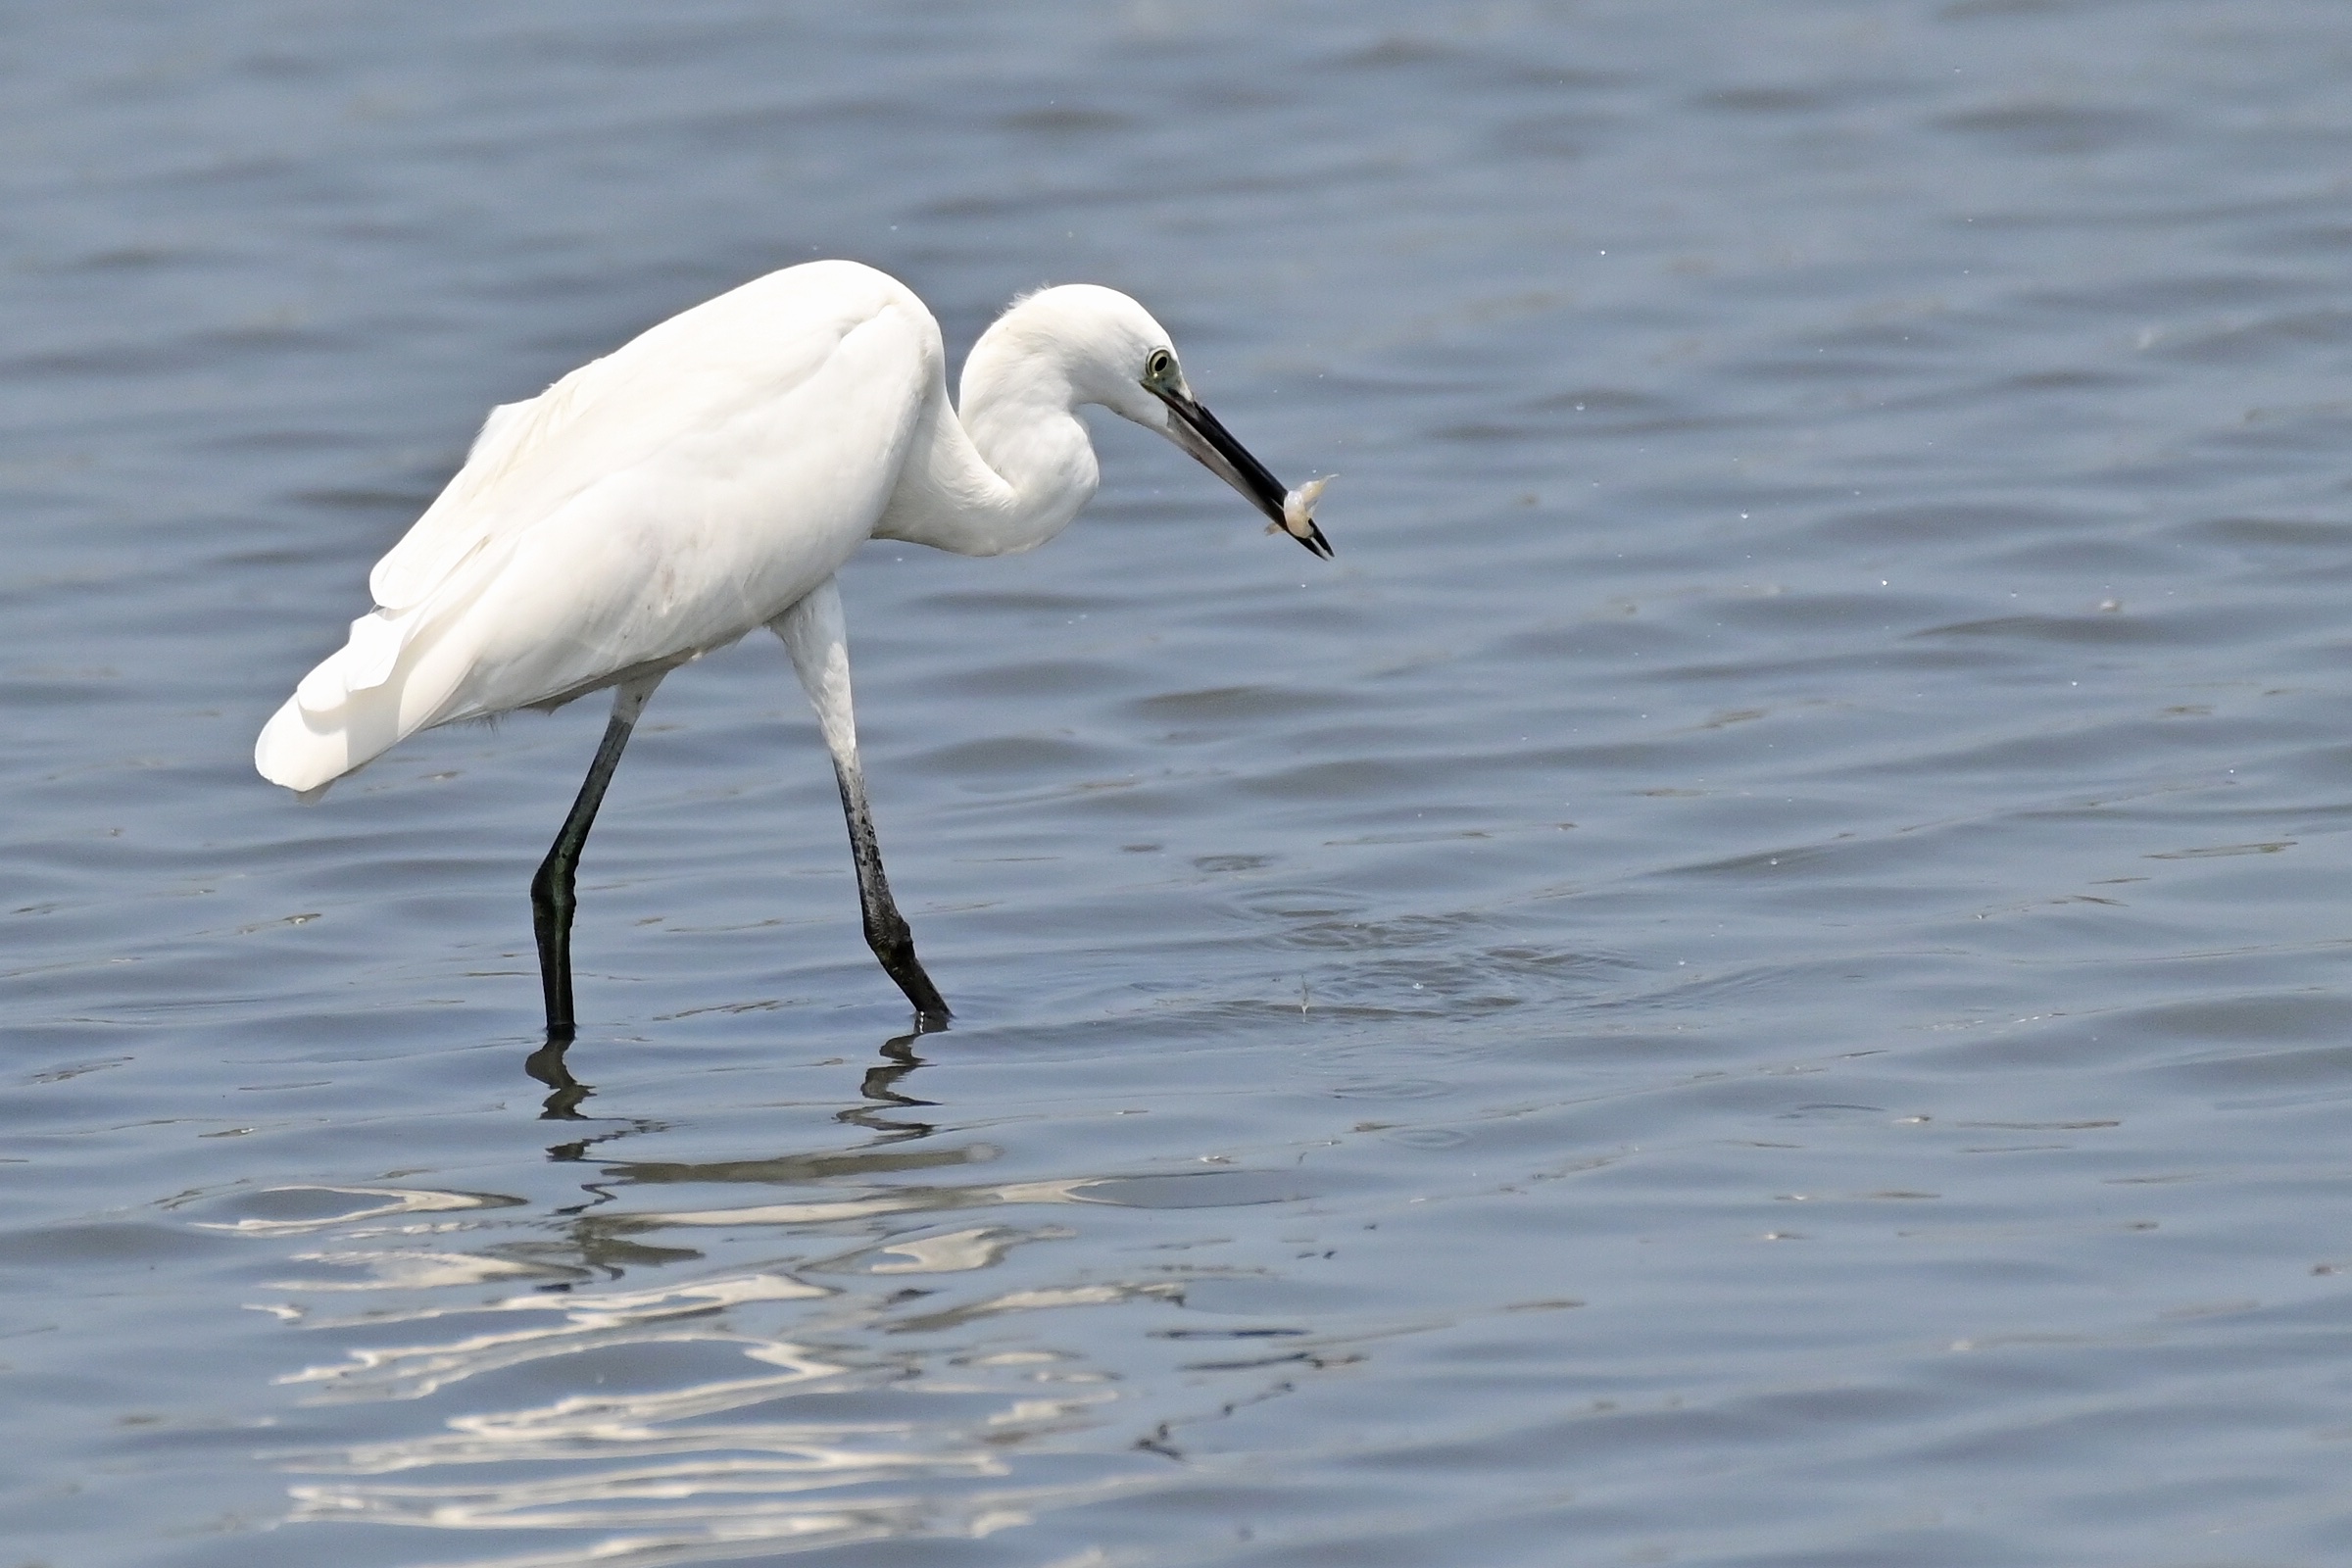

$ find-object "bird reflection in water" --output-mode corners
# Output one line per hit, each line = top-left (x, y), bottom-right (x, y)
(522, 1031), (595, 1120)
(846, 1026), (940, 1139)
(522, 1014), (946, 1133)
(273, 1021), (1211, 1555)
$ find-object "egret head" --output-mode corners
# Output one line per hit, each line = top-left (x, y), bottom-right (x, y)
(991, 285), (1335, 560)
(1132, 340), (1334, 561)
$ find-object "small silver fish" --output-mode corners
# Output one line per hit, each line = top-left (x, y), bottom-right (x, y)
(1269, 473), (1337, 558)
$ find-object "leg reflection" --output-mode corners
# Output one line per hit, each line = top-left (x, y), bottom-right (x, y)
(840, 1016), (949, 1138)
(522, 1013), (949, 1134)
(524, 1031), (594, 1120)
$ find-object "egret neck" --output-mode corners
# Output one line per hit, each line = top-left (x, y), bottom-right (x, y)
(870, 291), (1123, 558)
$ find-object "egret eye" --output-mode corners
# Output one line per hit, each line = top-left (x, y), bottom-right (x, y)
(1144, 348), (1174, 383)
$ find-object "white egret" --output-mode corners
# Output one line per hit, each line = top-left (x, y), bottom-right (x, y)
(255, 260), (1332, 1036)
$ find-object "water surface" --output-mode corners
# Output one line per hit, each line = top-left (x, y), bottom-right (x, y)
(11, 3), (2352, 1564)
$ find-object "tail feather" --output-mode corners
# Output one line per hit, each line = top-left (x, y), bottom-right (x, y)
(256, 613), (471, 794)
(255, 688), (398, 795)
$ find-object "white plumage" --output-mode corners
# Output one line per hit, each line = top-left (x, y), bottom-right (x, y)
(256, 259), (1330, 1030)
(263, 264), (924, 789)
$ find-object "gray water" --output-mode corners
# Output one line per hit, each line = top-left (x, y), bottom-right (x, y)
(10, 2), (2352, 1563)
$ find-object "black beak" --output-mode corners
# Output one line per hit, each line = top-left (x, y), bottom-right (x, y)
(1151, 386), (1334, 560)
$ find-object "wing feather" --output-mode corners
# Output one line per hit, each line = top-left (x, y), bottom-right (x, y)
(368, 262), (911, 613)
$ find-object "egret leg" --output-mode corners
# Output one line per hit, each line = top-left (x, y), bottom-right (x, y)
(773, 577), (951, 1022)
(531, 673), (662, 1040)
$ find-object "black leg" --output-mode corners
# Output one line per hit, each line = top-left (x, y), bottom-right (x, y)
(830, 758), (952, 1022)
(773, 577), (952, 1024)
(530, 676), (660, 1040)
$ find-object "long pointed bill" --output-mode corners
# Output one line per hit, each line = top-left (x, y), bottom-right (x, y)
(1152, 387), (1334, 560)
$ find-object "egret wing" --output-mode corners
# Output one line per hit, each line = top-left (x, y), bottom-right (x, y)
(421, 297), (935, 721)
(369, 262), (915, 614)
